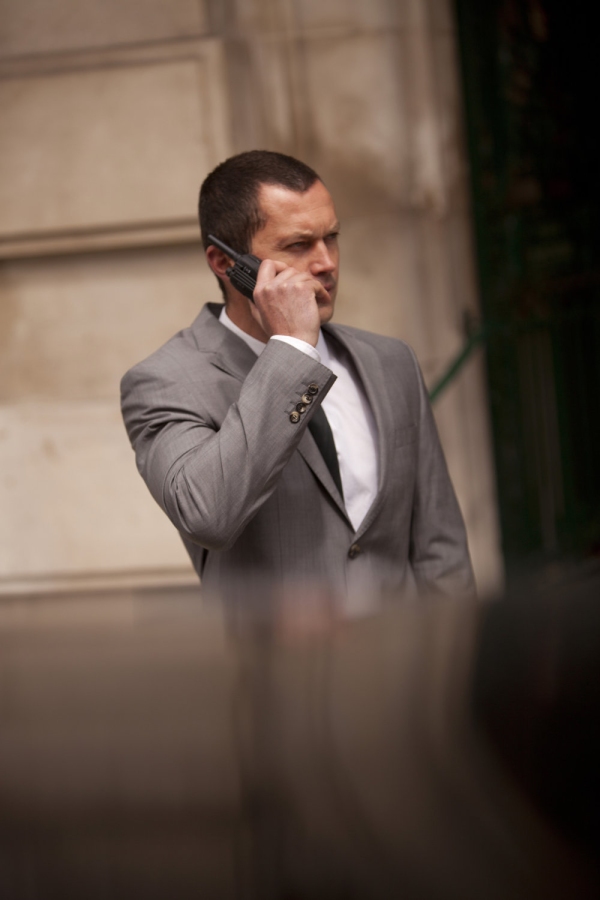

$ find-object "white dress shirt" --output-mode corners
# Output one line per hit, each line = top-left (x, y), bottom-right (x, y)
(219, 307), (379, 531)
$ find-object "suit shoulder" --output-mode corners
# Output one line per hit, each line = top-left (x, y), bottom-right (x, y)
(327, 323), (418, 364)
(120, 325), (199, 396)
(121, 303), (229, 396)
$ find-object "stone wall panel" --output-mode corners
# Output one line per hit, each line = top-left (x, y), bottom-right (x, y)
(0, 247), (212, 402)
(0, 0), (207, 57)
(0, 403), (191, 582)
(302, 33), (409, 216)
(0, 55), (224, 241)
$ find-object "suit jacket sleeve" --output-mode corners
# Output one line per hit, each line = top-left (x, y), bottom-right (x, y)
(121, 338), (336, 552)
(406, 345), (476, 598)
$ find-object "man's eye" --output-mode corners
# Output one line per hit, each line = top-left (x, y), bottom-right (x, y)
(325, 232), (339, 243)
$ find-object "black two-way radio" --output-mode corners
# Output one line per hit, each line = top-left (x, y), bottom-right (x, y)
(208, 234), (262, 301)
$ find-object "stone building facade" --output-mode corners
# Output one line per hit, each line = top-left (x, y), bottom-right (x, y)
(0, 0), (503, 596)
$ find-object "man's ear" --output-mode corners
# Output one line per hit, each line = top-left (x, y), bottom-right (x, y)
(206, 244), (233, 281)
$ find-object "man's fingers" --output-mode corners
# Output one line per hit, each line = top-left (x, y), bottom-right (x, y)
(258, 263), (323, 297)
(255, 264), (329, 308)
(255, 257), (288, 289)
(251, 260), (323, 346)
(311, 279), (330, 302)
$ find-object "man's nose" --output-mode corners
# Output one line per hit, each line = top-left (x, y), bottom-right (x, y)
(310, 240), (336, 273)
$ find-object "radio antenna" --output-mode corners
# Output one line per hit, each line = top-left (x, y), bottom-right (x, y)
(207, 234), (241, 262)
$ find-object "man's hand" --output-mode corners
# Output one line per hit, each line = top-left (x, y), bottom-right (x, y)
(251, 259), (328, 347)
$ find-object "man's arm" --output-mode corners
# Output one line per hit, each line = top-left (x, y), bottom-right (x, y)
(122, 256), (334, 552)
(121, 338), (336, 551)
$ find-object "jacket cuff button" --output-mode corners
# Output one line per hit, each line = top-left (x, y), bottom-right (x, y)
(307, 383), (319, 395)
(289, 410), (301, 424)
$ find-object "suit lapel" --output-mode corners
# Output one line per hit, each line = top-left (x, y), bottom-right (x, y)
(190, 303), (260, 382)
(190, 306), (370, 527)
(322, 325), (395, 537)
(297, 428), (348, 519)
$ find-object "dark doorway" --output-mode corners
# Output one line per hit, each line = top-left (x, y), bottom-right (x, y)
(454, 0), (600, 578)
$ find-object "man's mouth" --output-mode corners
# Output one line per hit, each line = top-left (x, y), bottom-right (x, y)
(319, 281), (336, 297)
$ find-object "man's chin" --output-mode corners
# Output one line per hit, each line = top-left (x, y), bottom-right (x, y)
(318, 302), (335, 325)
(318, 289), (336, 324)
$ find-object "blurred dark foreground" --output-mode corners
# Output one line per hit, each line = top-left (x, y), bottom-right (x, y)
(1, 569), (599, 900)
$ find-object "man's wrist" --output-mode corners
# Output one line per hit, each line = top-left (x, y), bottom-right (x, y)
(270, 334), (321, 363)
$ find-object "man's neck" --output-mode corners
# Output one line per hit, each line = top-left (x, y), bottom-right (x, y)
(224, 296), (269, 343)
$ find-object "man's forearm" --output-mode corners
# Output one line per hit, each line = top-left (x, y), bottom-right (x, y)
(121, 340), (336, 551)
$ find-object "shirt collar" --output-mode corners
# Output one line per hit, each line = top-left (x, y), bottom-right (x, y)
(316, 328), (333, 367)
(220, 305), (328, 361)
(219, 306), (267, 357)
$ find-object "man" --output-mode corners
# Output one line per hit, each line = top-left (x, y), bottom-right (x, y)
(121, 150), (474, 601)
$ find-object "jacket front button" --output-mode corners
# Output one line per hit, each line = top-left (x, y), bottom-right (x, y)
(289, 411), (301, 424)
(348, 543), (361, 559)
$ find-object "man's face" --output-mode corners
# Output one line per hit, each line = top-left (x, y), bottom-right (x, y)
(250, 180), (340, 324)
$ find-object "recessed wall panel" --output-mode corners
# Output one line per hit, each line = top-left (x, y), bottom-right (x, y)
(0, 402), (192, 580)
(0, 246), (214, 402)
(0, 49), (229, 241)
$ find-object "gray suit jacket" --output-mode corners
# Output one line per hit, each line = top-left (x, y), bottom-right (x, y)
(121, 303), (474, 599)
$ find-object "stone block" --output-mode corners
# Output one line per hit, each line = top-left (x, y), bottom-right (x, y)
(432, 360), (504, 598)
(302, 33), (409, 216)
(430, 32), (469, 204)
(0, 401), (193, 581)
(336, 210), (466, 366)
(0, 49), (229, 242)
(426, 0), (456, 32)
(0, 245), (214, 402)
(335, 212), (418, 341)
(284, 0), (406, 32)
(0, 0), (207, 56)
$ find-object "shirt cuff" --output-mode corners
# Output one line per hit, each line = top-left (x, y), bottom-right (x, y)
(270, 334), (321, 363)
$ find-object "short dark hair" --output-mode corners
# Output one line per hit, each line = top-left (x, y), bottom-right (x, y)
(199, 150), (321, 254)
